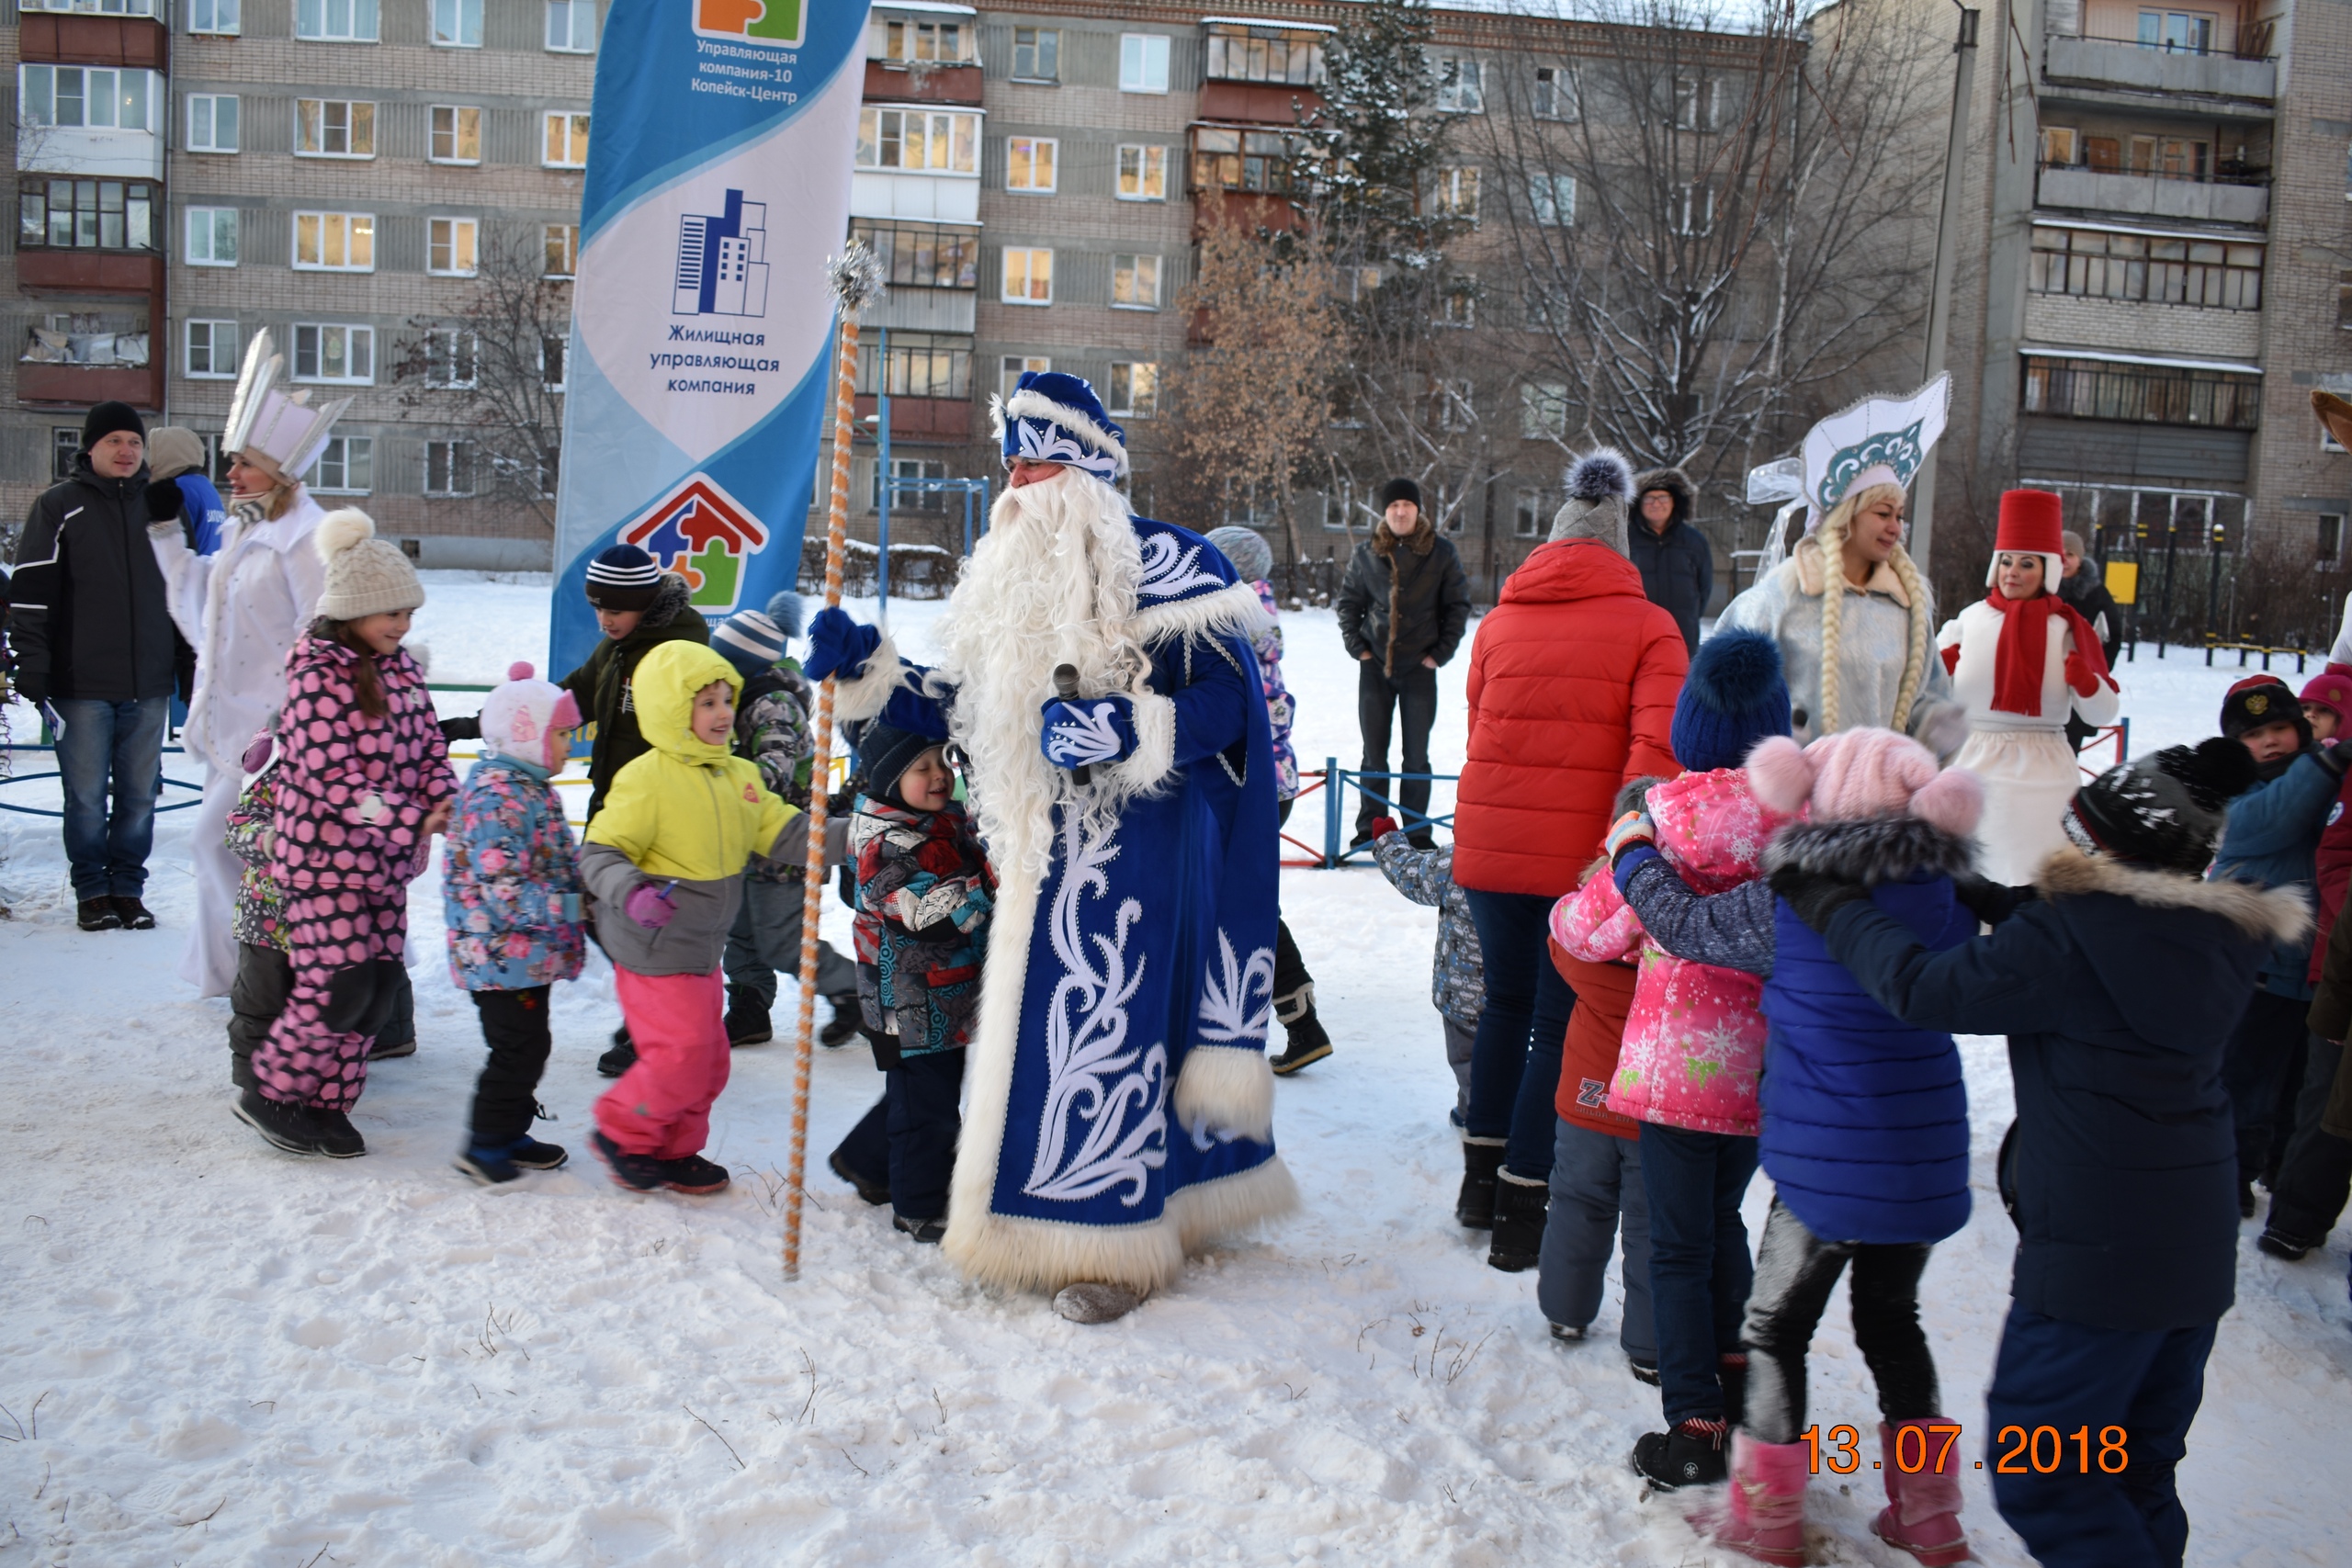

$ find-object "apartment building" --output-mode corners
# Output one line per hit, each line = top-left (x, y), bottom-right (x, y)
(3, 0), (595, 566)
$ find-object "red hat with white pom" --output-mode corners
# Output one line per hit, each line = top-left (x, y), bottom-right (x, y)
(477, 661), (581, 775)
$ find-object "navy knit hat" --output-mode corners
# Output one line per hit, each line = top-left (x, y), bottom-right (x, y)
(583, 543), (661, 611)
(1671, 629), (1792, 773)
(848, 716), (939, 807)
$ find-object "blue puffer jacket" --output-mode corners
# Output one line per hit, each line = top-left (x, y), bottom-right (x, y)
(1758, 815), (1976, 1247)
(2208, 748), (2341, 999)
(442, 751), (586, 992)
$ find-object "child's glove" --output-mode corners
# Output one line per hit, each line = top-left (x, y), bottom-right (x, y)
(624, 881), (678, 929)
(805, 607), (880, 683)
(1366, 816), (1400, 840)
(1039, 695), (1137, 770)
(1604, 809), (1657, 863)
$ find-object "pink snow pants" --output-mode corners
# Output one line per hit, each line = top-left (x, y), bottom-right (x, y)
(252, 889), (406, 1111)
(594, 965), (732, 1159)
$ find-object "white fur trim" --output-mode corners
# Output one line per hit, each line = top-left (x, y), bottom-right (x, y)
(1098, 692), (1177, 795)
(828, 629), (908, 724)
(1171, 1044), (1274, 1143)
(993, 389), (1133, 478)
(1984, 551), (2064, 590)
(1134, 579), (1270, 645)
(2036, 848), (2314, 943)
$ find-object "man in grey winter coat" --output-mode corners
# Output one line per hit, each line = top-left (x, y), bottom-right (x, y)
(1626, 468), (1713, 653)
(1337, 477), (1472, 849)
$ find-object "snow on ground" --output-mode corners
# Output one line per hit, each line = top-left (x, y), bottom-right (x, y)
(0, 576), (2347, 1566)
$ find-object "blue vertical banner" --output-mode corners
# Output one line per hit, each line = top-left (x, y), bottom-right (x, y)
(549, 0), (870, 677)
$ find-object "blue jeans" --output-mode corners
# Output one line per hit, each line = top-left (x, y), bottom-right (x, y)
(1640, 1119), (1758, 1425)
(1986, 1305), (2217, 1568)
(52, 696), (167, 900)
(1464, 887), (1577, 1179)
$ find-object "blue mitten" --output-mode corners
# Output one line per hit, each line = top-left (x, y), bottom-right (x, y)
(1039, 695), (1138, 770)
(805, 607), (880, 683)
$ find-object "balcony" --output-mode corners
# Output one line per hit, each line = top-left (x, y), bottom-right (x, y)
(1199, 81), (1321, 126)
(17, 8), (166, 69)
(15, 247), (162, 296)
(2037, 164), (2267, 226)
(867, 288), (975, 333)
(2042, 36), (2274, 102)
(2024, 293), (2260, 362)
(17, 360), (161, 412)
(864, 61), (983, 107)
(854, 394), (970, 441)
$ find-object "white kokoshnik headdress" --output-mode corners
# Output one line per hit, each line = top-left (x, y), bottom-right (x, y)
(222, 328), (351, 480)
(1747, 373), (1951, 572)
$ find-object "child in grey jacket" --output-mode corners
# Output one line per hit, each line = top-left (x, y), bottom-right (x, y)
(1369, 815), (1486, 1122)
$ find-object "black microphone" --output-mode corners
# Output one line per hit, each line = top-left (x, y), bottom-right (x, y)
(1053, 663), (1091, 785)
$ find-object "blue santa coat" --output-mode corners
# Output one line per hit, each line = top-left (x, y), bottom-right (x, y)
(1758, 816), (1977, 1247)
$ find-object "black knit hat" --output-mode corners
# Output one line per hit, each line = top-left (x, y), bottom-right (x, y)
(583, 543), (662, 612)
(848, 716), (941, 807)
(2064, 739), (2259, 873)
(2219, 675), (2309, 748)
(82, 400), (144, 452)
(1374, 476), (1422, 513)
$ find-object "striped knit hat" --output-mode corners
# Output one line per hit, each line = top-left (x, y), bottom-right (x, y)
(583, 544), (662, 611)
(712, 609), (789, 677)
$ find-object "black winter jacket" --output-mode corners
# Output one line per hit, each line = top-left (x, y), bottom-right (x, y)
(1819, 848), (2307, 1332)
(558, 571), (711, 818)
(6, 456), (190, 705)
(1627, 468), (1711, 651)
(1336, 525), (1471, 676)
(2058, 564), (2122, 666)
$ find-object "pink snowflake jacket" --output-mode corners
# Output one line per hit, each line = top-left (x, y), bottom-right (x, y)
(271, 634), (455, 899)
(1552, 766), (1783, 1137)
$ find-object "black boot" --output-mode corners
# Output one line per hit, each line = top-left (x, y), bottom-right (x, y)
(819, 993), (862, 1048)
(77, 897), (122, 931)
(1487, 1170), (1548, 1271)
(1631, 1419), (1729, 1489)
(1269, 1011), (1332, 1075)
(232, 1088), (322, 1156)
(1718, 1353), (1749, 1429)
(1456, 1137), (1504, 1229)
(597, 1027), (637, 1078)
(725, 988), (774, 1046)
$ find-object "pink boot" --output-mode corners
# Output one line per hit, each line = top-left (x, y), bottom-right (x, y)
(1872, 1419), (1969, 1566)
(1713, 1430), (1808, 1566)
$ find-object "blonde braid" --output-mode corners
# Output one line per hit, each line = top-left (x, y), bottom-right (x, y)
(1887, 543), (1931, 734)
(1815, 506), (1847, 736)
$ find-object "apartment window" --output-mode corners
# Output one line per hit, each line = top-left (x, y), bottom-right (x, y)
(1112, 254), (1161, 310)
(432, 0), (482, 47)
(1437, 379), (1475, 431)
(19, 179), (154, 250)
(1435, 57), (1484, 112)
(1430, 167), (1480, 222)
(187, 95), (239, 153)
(2321, 514), (2346, 563)
(1529, 173), (1577, 227)
(856, 332), (971, 399)
(185, 320), (238, 378)
(1674, 77), (1723, 131)
(2041, 126), (2079, 166)
(1002, 247), (1053, 304)
(544, 113), (591, 169)
(1117, 145), (1168, 201)
(855, 108), (978, 174)
(1121, 34), (1170, 94)
(294, 212), (374, 271)
(2339, 269), (2352, 328)
(295, 0), (379, 42)
(541, 335), (567, 392)
(545, 222), (580, 278)
(1204, 23), (1327, 85)
(2138, 9), (2215, 52)
(191, 0), (241, 32)
(51, 428), (81, 481)
(1007, 137), (1057, 193)
(1440, 289), (1476, 329)
(1514, 489), (1545, 537)
(295, 324), (373, 384)
(870, 16), (969, 63)
(296, 99), (376, 159)
(1533, 66), (1579, 121)
(2326, 423), (2350, 456)
(425, 441), (475, 497)
(1521, 382), (1568, 440)
(311, 435), (373, 494)
(426, 327), (478, 389)
(431, 107), (482, 165)
(546, 0), (597, 53)
(428, 218), (479, 276)
(850, 220), (978, 288)
(2028, 225), (2263, 310)
(876, 457), (949, 513)
(184, 205), (237, 265)
(1671, 184), (1714, 236)
(1001, 355), (1050, 398)
(19, 65), (158, 130)
(1108, 362), (1159, 417)
(2021, 355), (2260, 429)
(1012, 28), (1059, 82)
(1191, 128), (1294, 195)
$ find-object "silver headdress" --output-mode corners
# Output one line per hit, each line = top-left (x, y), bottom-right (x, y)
(222, 329), (350, 479)
(1747, 374), (1951, 571)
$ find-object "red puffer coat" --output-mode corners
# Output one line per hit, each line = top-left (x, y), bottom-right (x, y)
(1453, 541), (1687, 896)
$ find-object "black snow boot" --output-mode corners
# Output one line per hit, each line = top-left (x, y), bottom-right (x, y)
(725, 989), (774, 1046)
(1632, 1419), (1729, 1490)
(311, 1108), (367, 1158)
(830, 1148), (891, 1207)
(658, 1154), (729, 1195)
(1456, 1137), (1505, 1229)
(2257, 1223), (2319, 1260)
(597, 1028), (637, 1078)
(593, 1130), (664, 1190)
(77, 897), (122, 931)
(820, 994), (862, 1048)
(1269, 1011), (1332, 1076)
(893, 1213), (947, 1244)
(1487, 1170), (1549, 1271)
(111, 896), (156, 930)
(233, 1088), (322, 1156)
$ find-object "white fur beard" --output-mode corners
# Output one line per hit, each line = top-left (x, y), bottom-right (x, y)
(933, 472), (1156, 882)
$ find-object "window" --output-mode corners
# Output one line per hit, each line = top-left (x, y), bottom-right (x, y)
(1521, 382), (1568, 440)
(1435, 57), (1484, 112)
(2020, 355), (2260, 429)
(432, 0), (482, 47)
(311, 435), (373, 494)
(1204, 23), (1327, 85)
(1191, 128), (1295, 195)
(1121, 34), (1170, 94)
(2138, 9), (2215, 52)
(541, 335), (567, 392)
(428, 218), (479, 276)
(1440, 288), (1476, 329)
(187, 95), (239, 153)
(2028, 225), (2263, 310)
(294, 211), (374, 271)
(2041, 126), (2079, 166)
(186, 321), (238, 378)
(425, 441), (475, 497)
(2326, 423), (2349, 456)
(1007, 137), (1057, 193)
(52, 429), (81, 482)
(1012, 27), (1059, 81)
(1514, 489), (1545, 537)
(19, 65), (159, 130)
(191, 0), (241, 32)
(295, 324), (373, 384)
(1529, 173), (1577, 227)
(1533, 66), (1578, 121)
(1674, 77), (1723, 131)
(545, 222), (580, 277)
(544, 113), (591, 169)
(1112, 254), (1161, 309)
(1436, 378), (1474, 430)
(857, 332), (971, 399)
(1001, 247), (1053, 304)
(431, 107), (481, 164)
(854, 108), (979, 174)
(850, 220), (978, 288)
(1118, 145), (1168, 201)
(876, 457), (950, 513)
(1001, 355), (1050, 398)
(2321, 514), (2346, 563)
(2339, 269), (2352, 329)
(296, 99), (376, 159)
(23, 0), (159, 10)
(547, 0), (596, 53)
(1672, 183), (1714, 236)
(870, 16), (969, 63)
(1108, 362), (1159, 417)
(295, 0), (379, 42)
(1430, 167), (1480, 222)
(185, 205), (237, 265)
(20, 179), (155, 250)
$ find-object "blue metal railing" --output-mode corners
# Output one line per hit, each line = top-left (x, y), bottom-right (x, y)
(1318, 754), (1460, 867)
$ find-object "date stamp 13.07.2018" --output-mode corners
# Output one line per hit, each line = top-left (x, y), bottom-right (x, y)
(1802, 1424), (2132, 1475)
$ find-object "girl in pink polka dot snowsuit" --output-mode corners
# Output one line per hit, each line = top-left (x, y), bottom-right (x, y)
(253, 626), (455, 1114)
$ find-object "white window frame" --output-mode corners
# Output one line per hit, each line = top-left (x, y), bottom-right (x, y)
(545, 0), (597, 54)
(429, 106), (481, 166)
(1117, 145), (1168, 201)
(424, 439), (476, 497)
(1000, 355), (1049, 398)
(2320, 513), (2346, 561)
(1012, 27), (1059, 82)
(19, 64), (161, 132)
(1520, 381), (1569, 440)
(1001, 247), (1053, 305)
(185, 319), (239, 379)
(1120, 34), (1170, 95)
(431, 0), (483, 49)
(1674, 77), (1724, 132)
(1672, 183), (1714, 236)
(294, 0), (379, 43)
(190, 0), (242, 34)
(295, 98), (376, 160)
(1431, 166), (1480, 222)
(1514, 488), (1545, 537)
(1112, 253), (1161, 310)
(1435, 57), (1484, 113)
(1006, 136), (1058, 194)
(428, 217), (480, 277)
(293, 324), (374, 386)
(186, 94), (239, 153)
(544, 222), (580, 278)
(311, 434), (373, 495)
(292, 211), (376, 273)
(185, 206), (239, 267)
(1533, 65), (1578, 122)
(543, 111), (591, 169)
(855, 107), (980, 175)
(1107, 361), (1159, 417)
(424, 328), (480, 389)
(1529, 173), (1576, 227)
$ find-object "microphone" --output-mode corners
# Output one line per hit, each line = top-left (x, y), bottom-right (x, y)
(1053, 663), (1091, 785)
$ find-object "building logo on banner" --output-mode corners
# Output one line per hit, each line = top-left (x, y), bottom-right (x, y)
(673, 190), (770, 318)
(695, 0), (806, 48)
(621, 473), (771, 614)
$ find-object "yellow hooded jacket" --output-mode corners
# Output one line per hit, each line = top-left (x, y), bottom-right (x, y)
(580, 639), (801, 975)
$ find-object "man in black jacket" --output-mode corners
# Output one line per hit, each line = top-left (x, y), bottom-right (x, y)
(6, 401), (188, 932)
(1627, 467), (1713, 653)
(1337, 477), (1471, 850)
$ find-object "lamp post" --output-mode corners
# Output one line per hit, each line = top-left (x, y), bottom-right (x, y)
(1910, 6), (1979, 579)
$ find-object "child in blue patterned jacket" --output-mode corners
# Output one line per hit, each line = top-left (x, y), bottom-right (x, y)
(443, 661), (588, 1185)
(1368, 815), (1486, 1124)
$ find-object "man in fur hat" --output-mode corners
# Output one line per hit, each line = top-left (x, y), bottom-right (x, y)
(805, 371), (1294, 1323)
(1335, 477), (1471, 851)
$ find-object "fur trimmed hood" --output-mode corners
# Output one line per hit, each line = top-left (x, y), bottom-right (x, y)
(2035, 847), (2313, 944)
(1764, 814), (1976, 885)
(1634, 466), (1694, 529)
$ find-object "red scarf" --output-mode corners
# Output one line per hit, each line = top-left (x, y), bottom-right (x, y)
(1984, 590), (2109, 716)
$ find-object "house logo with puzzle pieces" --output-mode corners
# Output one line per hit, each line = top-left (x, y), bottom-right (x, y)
(619, 473), (769, 615)
(694, 0), (805, 48)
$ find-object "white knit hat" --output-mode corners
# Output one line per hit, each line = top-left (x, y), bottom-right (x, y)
(313, 509), (424, 620)
(479, 660), (582, 773)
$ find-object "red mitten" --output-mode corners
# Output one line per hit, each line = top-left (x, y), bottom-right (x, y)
(1366, 816), (1401, 840)
(2064, 649), (2103, 698)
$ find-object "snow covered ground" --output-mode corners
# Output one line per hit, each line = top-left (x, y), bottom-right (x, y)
(0, 575), (2346, 1567)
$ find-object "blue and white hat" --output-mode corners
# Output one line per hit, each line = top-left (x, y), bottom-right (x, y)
(989, 370), (1129, 483)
